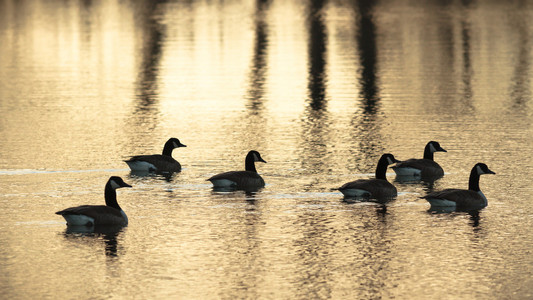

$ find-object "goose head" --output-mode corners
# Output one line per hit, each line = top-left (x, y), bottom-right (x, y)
(428, 141), (447, 153)
(168, 138), (187, 149)
(108, 176), (132, 189)
(474, 163), (496, 176)
(249, 150), (267, 163)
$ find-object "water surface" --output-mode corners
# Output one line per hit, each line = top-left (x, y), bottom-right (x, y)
(1, 0), (533, 299)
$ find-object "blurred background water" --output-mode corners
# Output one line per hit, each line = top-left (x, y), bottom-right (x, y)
(1, 0), (533, 298)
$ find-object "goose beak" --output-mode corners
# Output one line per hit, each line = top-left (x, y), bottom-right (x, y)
(122, 182), (132, 188)
(438, 147), (447, 152)
(487, 168), (496, 175)
(259, 158), (267, 163)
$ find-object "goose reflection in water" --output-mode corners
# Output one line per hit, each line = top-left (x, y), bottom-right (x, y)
(210, 187), (263, 201)
(427, 209), (482, 228)
(62, 225), (126, 257)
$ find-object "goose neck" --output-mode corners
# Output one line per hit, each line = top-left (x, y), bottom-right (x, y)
(105, 182), (122, 210)
(375, 157), (388, 180)
(162, 142), (174, 157)
(423, 144), (434, 160)
(245, 154), (258, 173)
(468, 167), (481, 192)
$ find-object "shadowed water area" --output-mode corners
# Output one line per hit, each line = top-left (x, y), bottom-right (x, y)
(1, 0), (533, 299)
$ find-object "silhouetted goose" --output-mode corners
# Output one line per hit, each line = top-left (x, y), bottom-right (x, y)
(338, 153), (399, 199)
(392, 141), (447, 178)
(125, 138), (186, 173)
(422, 163), (495, 210)
(207, 150), (266, 189)
(56, 176), (132, 226)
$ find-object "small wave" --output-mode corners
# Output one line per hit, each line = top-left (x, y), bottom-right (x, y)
(0, 168), (129, 176)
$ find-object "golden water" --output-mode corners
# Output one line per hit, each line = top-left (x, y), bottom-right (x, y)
(1, 0), (532, 299)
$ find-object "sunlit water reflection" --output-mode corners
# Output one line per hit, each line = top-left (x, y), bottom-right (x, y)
(1, 0), (533, 299)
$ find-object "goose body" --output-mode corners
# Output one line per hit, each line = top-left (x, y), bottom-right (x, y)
(339, 154), (399, 199)
(208, 150), (266, 189)
(422, 163), (495, 210)
(125, 138), (186, 173)
(56, 176), (132, 226)
(393, 141), (447, 178)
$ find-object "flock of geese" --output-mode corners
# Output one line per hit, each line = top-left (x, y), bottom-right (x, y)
(56, 139), (495, 227)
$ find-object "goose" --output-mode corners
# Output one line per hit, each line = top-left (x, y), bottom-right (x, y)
(207, 150), (266, 189)
(422, 163), (495, 210)
(338, 153), (399, 199)
(392, 141), (447, 178)
(56, 176), (132, 226)
(125, 138), (186, 173)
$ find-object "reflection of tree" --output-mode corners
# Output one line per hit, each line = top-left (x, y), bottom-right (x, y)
(245, 0), (270, 112)
(509, 10), (531, 111)
(308, 0), (327, 111)
(299, 0), (331, 178)
(121, 1), (169, 155)
(357, 0), (379, 115)
(459, 0), (475, 111)
(132, 1), (166, 123)
(347, 0), (385, 170)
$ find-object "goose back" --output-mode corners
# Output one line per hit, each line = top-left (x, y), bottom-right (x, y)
(339, 179), (397, 199)
(125, 137), (186, 173)
(338, 153), (399, 199)
(393, 141), (446, 178)
(207, 150), (266, 189)
(423, 189), (487, 210)
(56, 176), (131, 226)
(56, 205), (127, 226)
(422, 163), (495, 210)
(208, 171), (265, 188)
(393, 158), (444, 177)
(126, 154), (181, 173)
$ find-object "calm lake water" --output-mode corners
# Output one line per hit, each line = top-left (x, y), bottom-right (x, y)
(1, 0), (533, 299)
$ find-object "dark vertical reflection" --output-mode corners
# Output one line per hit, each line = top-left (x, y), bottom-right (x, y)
(509, 9), (531, 112)
(219, 1), (271, 293)
(293, 1), (333, 297)
(234, 0), (270, 156)
(79, 0), (93, 45)
(299, 0), (331, 178)
(349, 0), (384, 167)
(461, 20), (473, 101)
(307, 0), (328, 111)
(357, 0), (379, 115)
(121, 1), (170, 160)
(124, 0), (168, 141)
(134, 1), (166, 117)
(245, 0), (270, 112)
(460, 0), (473, 102)
(433, 2), (470, 113)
